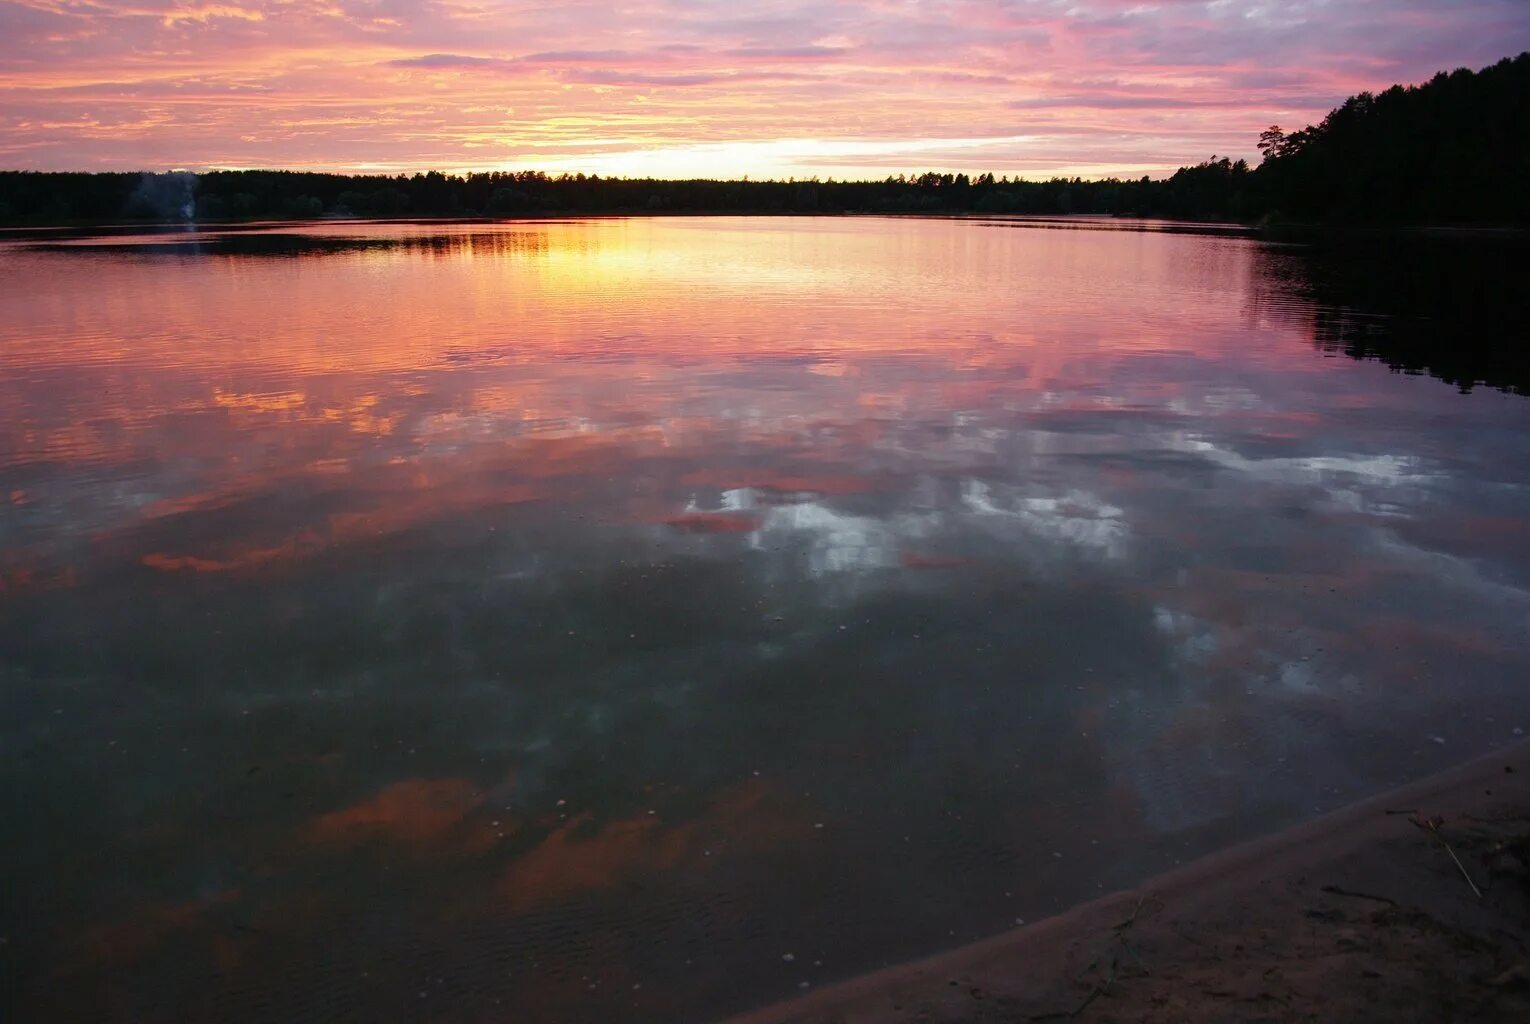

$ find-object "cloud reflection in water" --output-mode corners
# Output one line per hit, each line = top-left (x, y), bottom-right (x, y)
(1, 217), (1527, 1023)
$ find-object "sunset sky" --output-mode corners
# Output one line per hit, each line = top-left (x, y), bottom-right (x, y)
(2, 0), (1526, 179)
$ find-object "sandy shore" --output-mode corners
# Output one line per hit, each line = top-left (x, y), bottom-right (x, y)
(727, 742), (1530, 1024)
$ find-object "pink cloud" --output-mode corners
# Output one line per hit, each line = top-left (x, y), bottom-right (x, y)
(0, 0), (1525, 177)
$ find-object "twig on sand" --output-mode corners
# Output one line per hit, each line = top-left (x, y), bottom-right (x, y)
(1113, 894), (1156, 932)
(1030, 896), (1160, 1020)
(1320, 884), (1398, 907)
(1029, 964), (1112, 1021)
(1411, 816), (1483, 898)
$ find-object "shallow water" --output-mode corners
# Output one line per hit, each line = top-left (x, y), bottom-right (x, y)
(2, 216), (1527, 1022)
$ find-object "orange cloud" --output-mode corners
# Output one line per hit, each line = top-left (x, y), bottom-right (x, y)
(82, 888), (241, 966)
(662, 512), (762, 534)
(141, 531), (323, 572)
(498, 813), (690, 909)
(498, 780), (807, 910)
(307, 777), (485, 845)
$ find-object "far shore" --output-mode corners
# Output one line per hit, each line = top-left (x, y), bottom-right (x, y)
(725, 741), (1530, 1024)
(2, 211), (1527, 242)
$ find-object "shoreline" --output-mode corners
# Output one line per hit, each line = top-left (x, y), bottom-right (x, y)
(725, 740), (1530, 1023)
(2, 212), (1527, 241)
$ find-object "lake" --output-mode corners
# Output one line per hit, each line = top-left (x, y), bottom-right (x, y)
(2, 216), (1528, 1022)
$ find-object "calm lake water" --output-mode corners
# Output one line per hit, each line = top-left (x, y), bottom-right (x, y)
(2, 216), (1528, 1022)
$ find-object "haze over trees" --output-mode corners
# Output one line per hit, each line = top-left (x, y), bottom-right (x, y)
(0, 52), (1524, 226)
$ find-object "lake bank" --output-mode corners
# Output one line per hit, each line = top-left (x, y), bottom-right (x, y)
(728, 740), (1530, 1024)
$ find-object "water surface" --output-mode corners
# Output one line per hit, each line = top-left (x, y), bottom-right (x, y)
(2, 216), (1528, 1022)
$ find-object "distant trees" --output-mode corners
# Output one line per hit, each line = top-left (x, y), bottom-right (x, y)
(1, 51), (1524, 227)
(1252, 52), (1529, 222)
(334, 187), (409, 216)
(1256, 127), (1289, 162)
(486, 186), (531, 214)
(1158, 157), (1251, 220)
(0, 166), (1251, 223)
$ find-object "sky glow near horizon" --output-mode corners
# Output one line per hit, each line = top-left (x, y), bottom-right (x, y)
(1, 0), (1526, 179)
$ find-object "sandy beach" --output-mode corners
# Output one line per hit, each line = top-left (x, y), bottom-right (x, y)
(728, 742), (1530, 1024)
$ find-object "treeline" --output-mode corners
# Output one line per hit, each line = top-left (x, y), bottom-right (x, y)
(1256, 52), (1528, 222)
(0, 162), (1257, 224)
(0, 52), (1523, 227)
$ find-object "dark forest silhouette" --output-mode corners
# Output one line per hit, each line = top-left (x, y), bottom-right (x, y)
(1255, 52), (1528, 222)
(1, 53), (1524, 227)
(1274, 233), (1529, 395)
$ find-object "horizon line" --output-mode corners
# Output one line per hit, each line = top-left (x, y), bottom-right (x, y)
(2, 162), (1244, 186)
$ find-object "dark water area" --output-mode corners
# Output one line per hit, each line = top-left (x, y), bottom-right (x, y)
(1, 216), (1527, 1022)
(1290, 234), (1530, 396)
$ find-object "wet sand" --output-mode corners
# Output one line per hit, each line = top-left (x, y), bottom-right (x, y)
(728, 742), (1530, 1024)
